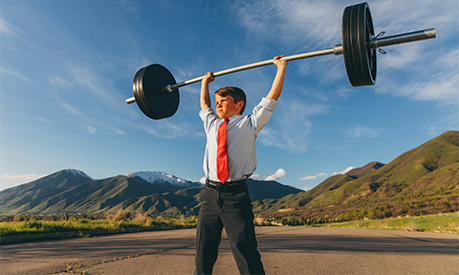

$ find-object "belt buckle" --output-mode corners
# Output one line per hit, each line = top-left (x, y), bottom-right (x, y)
(206, 179), (222, 191)
(206, 179), (244, 192)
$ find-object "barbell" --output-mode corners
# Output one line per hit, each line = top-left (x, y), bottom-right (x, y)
(126, 2), (436, 120)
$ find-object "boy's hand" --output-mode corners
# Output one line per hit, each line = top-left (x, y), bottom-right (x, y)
(273, 55), (288, 67)
(203, 72), (215, 84)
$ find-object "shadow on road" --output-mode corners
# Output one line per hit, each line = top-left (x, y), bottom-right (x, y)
(258, 230), (458, 256)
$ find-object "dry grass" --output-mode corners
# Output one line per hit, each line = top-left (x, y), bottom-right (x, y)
(324, 212), (459, 233)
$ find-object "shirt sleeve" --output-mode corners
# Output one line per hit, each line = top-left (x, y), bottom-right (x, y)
(251, 97), (278, 134)
(199, 108), (219, 133)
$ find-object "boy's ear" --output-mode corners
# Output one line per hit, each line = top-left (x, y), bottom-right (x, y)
(237, 101), (244, 112)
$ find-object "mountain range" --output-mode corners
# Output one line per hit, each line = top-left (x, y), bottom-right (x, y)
(1, 131), (457, 219)
(0, 170), (302, 216)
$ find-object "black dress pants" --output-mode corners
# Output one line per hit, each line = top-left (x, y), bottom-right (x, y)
(194, 184), (265, 275)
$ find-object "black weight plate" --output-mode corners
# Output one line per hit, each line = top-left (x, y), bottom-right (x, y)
(342, 2), (376, 87)
(342, 4), (358, 87)
(132, 64), (179, 120)
(353, 3), (366, 86)
(356, 3), (376, 85)
(363, 5), (376, 84)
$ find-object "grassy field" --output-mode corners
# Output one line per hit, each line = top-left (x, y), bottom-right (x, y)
(323, 212), (459, 234)
(0, 210), (197, 244)
(1, 211), (457, 244)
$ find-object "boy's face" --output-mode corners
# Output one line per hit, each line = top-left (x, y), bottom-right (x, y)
(215, 94), (244, 119)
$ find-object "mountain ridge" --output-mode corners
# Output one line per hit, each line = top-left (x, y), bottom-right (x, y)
(0, 170), (303, 216)
(252, 161), (386, 212)
(256, 131), (458, 221)
(1, 131), (457, 219)
(127, 171), (201, 188)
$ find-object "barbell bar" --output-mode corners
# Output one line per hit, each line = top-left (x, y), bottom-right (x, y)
(126, 2), (436, 120)
(126, 27), (435, 103)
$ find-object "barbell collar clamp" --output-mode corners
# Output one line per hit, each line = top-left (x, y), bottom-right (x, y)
(126, 96), (136, 104)
(333, 45), (344, 55)
(162, 84), (173, 93)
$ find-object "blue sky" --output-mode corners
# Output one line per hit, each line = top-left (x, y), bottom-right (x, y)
(1, 0), (458, 192)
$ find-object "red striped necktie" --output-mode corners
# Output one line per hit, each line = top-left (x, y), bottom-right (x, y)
(217, 118), (229, 183)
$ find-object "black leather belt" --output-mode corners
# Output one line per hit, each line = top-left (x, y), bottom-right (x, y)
(205, 179), (246, 192)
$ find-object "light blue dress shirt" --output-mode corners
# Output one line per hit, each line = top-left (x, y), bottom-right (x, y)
(199, 97), (278, 182)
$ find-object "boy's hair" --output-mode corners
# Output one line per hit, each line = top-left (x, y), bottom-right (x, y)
(215, 86), (247, 114)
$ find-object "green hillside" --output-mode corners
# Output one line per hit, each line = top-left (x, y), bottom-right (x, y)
(310, 131), (458, 205)
(0, 170), (92, 215)
(253, 161), (384, 212)
(257, 131), (459, 221)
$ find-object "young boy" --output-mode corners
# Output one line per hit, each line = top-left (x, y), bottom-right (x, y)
(195, 56), (288, 274)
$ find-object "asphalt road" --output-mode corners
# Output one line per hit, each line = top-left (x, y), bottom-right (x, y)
(1, 226), (457, 275)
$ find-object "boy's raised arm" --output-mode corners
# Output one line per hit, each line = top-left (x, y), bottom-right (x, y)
(201, 72), (215, 110)
(266, 55), (288, 101)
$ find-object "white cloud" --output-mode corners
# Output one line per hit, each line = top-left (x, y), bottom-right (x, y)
(0, 17), (22, 38)
(301, 166), (354, 182)
(120, 0), (140, 13)
(300, 175), (316, 181)
(316, 172), (328, 177)
(86, 126), (97, 134)
(234, 0), (458, 105)
(371, 1), (456, 34)
(0, 17), (35, 47)
(250, 168), (287, 181)
(133, 121), (199, 139)
(381, 48), (459, 104)
(56, 98), (124, 136)
(49, 75), (72, 88)
(373, 40), (459, 105)
(234, 0), (456, 53)
(300, 172), (328, 181)
(264, 168), (287, 181)
(425, 113), (459, 136)
(69, 66), (124, 109)
(0, 66), (31, 82)
(370, 1), (458, 105)
(58, 100), (81, 117)
(0, 174), (45, 191)
(0, 18), (14, 35)
(259, 99), (330, 153)
(332, 166), (355, 176)
(235, 0), (342, 50)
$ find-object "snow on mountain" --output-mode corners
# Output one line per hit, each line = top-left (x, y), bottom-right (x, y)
(127, 171), (202, 187)
(62, 169), (93, 180)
